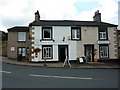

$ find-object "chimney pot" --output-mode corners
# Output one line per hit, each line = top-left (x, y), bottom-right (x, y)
(93, 10), (101, 22)
(35, 10), (40, 21)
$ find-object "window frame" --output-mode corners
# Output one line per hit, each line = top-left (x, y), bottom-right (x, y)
(71, 27), (81, 40)
(99, 45), (109, 59)
(42, 27), (52, 40)
(42, 45), (53, 59)
(18, 32), (26, 42)
(98, 28), (108, 40)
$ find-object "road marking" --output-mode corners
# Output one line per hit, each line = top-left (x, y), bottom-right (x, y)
(0, 71), (12, 74)
(29, 74), (92, 80)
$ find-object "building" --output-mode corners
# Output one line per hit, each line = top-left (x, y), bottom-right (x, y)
(0, 31), (8, 56)
(118, 1), (120, 30)
(29, 10), (118, 62)
(0, 31), (8, 42)
(118, 30), (120, 59)
(7, 26), (30, 60)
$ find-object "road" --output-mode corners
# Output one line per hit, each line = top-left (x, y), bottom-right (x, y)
(2, 63), (119, 88)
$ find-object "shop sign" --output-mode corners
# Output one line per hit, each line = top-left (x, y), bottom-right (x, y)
(97, 41), (110, 44)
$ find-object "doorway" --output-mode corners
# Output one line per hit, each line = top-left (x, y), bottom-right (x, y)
(58, 45), (68, 62)
(17, 47), (26, 58)
(84, 45), (94, 62)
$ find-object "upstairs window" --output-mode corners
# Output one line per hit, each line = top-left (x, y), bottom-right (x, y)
(18, 32), (26, 41)
(42, 27), (52, 40)
(99, 28), (108, 40)
(71, 27), (81, 40)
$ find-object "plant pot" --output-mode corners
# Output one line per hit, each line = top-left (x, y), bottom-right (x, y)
(94, 57), (98, 63)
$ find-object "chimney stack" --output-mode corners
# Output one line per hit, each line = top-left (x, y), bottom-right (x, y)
(93, 10), (101, 22)
(35, 10), (40, 21)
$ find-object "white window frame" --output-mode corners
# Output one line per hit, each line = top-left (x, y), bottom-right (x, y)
(72, 29), (80, 40)
(43, 29), (51, 40)
(18, 32), (26, 41)
(43, 46), (52, 59)
(100, 32), (107, 39)
(100, 46), (109, 58)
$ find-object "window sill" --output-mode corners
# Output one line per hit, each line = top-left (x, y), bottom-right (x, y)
(99, 39), (108, 41)
(17, 41), (26, 43)
(42, 58), (53, 60)
(71, 39), (81, 41)
(40, 39), (55, 42)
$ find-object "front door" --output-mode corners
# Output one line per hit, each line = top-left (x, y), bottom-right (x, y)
(58, 45), (68, 62)
(85, 45), (94, 62)
(18, 47), (26, 58)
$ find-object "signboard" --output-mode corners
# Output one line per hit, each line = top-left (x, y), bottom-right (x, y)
(97, 41), (110, 44)
(11, 47), (15, 51)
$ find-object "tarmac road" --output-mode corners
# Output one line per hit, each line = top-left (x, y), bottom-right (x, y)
(2, 63), (119, 88)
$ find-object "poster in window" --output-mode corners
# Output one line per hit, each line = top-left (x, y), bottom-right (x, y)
(11, 47), (15, 51)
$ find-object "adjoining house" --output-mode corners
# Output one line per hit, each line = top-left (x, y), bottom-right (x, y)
(29, 10), (118, 62)
(118, 30), (120, 59)
(0, 30), (8, 56)
(7, 26), (30, 60)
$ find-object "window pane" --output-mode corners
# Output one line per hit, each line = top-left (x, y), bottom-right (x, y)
(43, 46), (52, 59)
(100, 46), (108, 58)
(72, 29), (80, 39)
(72, 30), (75, 39)
(22, 48), (26, 56)
(77, 29), (80, 38)
(99, 30), (107, 39)
(103, 33), (106, 39)
(18, 32), (26, 41)
(43, 29), (51, 39)
(18, 48), (22, 54)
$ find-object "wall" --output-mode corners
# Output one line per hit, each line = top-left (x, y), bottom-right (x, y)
(31, 26), (77, 62)
(77, 27), (98, 58)
(7, 31), (30, 59)
(31, 25), (118, 62)
(108, 27), (118, 59)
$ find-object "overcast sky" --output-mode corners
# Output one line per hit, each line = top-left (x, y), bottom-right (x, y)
(0, 0), (119, 32)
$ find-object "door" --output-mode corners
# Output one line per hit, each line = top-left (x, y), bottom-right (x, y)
(85, 45), (94, 62)
(58, 45), (68, 62)
(18, 47), (26, 58)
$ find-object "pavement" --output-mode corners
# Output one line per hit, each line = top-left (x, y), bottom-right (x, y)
(1, 56), (120, 69)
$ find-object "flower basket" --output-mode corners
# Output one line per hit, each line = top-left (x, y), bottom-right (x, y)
(34, 48), (42, 52)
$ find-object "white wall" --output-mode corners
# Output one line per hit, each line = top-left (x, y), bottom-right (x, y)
(53, 26), (71, 41)
(31, 26), (77, 62)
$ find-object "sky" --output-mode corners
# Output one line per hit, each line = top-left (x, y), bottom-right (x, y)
(0, 0), (119, 32)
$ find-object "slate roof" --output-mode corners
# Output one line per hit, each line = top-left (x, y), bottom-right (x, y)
(7, 26), (29, 32)
(29, 20), (117, 27)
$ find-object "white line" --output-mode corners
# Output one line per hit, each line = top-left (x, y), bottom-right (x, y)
(29, 74), (92, 80)
(0, 71), (12, 74)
